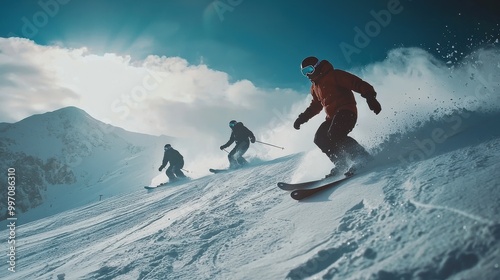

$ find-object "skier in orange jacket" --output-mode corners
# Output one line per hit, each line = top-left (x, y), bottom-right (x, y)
(294, 56), (382, 176)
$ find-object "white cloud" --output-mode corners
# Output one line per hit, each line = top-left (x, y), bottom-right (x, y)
(0, 37), (306, 173)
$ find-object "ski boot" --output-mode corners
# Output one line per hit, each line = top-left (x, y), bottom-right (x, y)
(325, 154), (348, 178)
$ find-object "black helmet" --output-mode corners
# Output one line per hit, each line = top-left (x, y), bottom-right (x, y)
(301, 56), (319, 68)
(164, 144), (172, 150)
(300, 56), (320, 76)
(229, 120), (237, 128)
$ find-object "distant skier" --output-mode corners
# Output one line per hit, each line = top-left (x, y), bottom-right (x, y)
(158, 144), (186, 182)
(293, 56), (382, 176)
(220, 120), (256, 169)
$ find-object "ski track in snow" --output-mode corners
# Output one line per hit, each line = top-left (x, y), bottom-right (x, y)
(409, 200), (493, 226)
(1, 138), (500, 279)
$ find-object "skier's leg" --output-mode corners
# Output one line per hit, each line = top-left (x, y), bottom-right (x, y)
(173, 159), (186, 178)
(343, 136), (373, 174)
(325, 111), (358, 174)
(327, 110), (358, 153)
(313, 120), (333, 156)
(174, 169), (186, 178)
(313, 120), (345, 176)
(165, 165), (177, 181)
(328, 110), (371, 174)
(227, 147), (239, 169)
(234, 141), (250, 166)
(330, 111), (372, 162)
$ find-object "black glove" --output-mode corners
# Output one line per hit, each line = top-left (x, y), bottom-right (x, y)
(366, 96), (381, 115)
(250, 137), (255, 143)
(220, 145), (226, 150)
(293, 114), (308, 130)
(158, 166), (163, 172)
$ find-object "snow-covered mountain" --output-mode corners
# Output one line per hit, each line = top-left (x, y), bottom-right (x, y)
(1, 109), (499, 279)
(0, 106), (173, 222)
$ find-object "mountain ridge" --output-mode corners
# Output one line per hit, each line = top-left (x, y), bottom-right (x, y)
(0, 106), (174, 222)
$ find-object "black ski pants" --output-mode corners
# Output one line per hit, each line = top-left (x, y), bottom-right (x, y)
(228, 141), (249, 168)
(166, 159), (186, 180)
(314, 110), (368, 163)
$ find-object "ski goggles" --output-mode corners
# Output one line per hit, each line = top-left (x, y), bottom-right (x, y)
(301, 61), (321, 76)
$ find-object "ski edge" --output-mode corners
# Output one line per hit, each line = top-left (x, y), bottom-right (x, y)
(277, 175), (344, 191)
(290, 176), (352, 200)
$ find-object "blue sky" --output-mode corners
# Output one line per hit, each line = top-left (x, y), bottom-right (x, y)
(1, 0), (498, 89)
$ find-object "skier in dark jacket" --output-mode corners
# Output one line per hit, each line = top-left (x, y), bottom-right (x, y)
(220, 120), (256, 169)
(159, 144), (186, 182)
(294, 56), (382, 176)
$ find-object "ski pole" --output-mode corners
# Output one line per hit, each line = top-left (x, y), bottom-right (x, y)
(255, 140), (284, 150)
(181, 168), (191, 173)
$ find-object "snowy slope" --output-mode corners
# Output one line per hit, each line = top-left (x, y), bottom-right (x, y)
(1, 111), (499, 279)
(0, 106), (173, 222)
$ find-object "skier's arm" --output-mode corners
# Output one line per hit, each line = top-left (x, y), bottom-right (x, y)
(159, 154), (169, 171)
(246, 127), (256, 143)
(294, 91), (322, 130)
(337, 70), (381, 114)
(220, 133), (235, 150)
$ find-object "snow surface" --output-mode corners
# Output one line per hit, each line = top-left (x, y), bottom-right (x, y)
(1, 110), (499, 279)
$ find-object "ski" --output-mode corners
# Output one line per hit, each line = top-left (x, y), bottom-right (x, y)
(290, 176), (352, 200)
(277, 175), (343, 191)
(209, 168), (231, 174)
(144, 183), (168, 190)
(144, 178), (190, 190)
